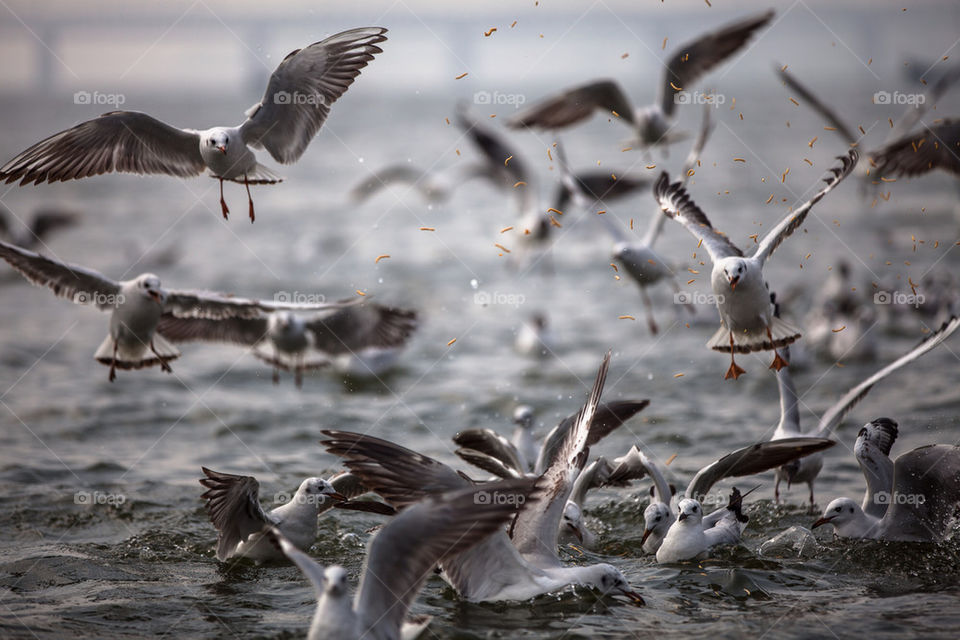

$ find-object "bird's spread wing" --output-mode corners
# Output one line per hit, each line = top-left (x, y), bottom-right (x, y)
(0, 111), (204, 185)
(506, 79), (636, 130)
(512, 352), (609, 566)
(659, 10), (775, 117)
(318, 471), (376, 515)
(534, 400), (649, 475)
(454, 448), (525, 479)
(240, 27), (387, 164)
(0, 239), (120, 308)
(886, 67), (960, 144)
(654, 172), (743, 261)
(155, 314), (269, 345)
(305, 303), (418, 355)
(199, 467), (270, 561)
(775, 66), (858, 145)
(163, 290), (360, 320)
(569, 456), (613, 506)
(814, 316), (960, 438)
(356, 480), (532, 637)
(642, 103), (714, 247)
(752, 150), (859, 264)
(685, 438), (835, 502)
(453, 428), (526, 476)
(606, 446), (672, 506)
(870, 119), (960, 178)
(885, 444), (960, 541)
(854, 418), (898, 519)
(455, 105), (532, 188)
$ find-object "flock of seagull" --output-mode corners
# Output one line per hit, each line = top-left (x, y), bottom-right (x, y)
(2, 9), (960, 640)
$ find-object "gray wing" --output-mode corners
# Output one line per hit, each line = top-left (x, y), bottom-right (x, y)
(319, 470), (376, 515)
(775, 65), (857, 144)
(534, 400), (649, 475)
(642, 102), (714, 248)
(886, 66), (960, 143)
(239, 27), (387, 164)
(305, 303), (418, 355)
(506, 79), (636, 130)
(685, 438), (836, 502)
(702, 511), (744, 547)
(814, 316), (960, 438)
(28, 208), (79, 247)
(855, 418), (899, 519)
(512, 352), (609, 566)
(569, 456), (613, 507)
(870, 119), (960, 179)
(606, 445), (672, 506)
(319, 430), (470, 508)
(883, 444), (960, 541)
(455, 105), (532, 189)
(0, 239), (120, 308)
(199, 467), (270, 561)
(163, 290), (360, 320)
(653, 172), (743, 261)
(156, 314), (269, 345)
(454, 448), (525, 479)
(266, 527), (327, 597)
(453, 428), (525, 475)
(0, 111), (204, 185)
(753, 150), (858, 264)
(659, 10), (775, 117)
(355, 480), (533, 637)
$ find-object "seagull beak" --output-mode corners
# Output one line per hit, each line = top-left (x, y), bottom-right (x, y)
(678, 513), (688, 522)
(217, 145), (227, 154)
(728, 275), (739, 290)
(618, 588), (645, 606)
(327, 492), (347, 502)
(811, 516), (835, 529)
(148, 290), (163, 306)
(566, 523), (584, 544)
(640, 528), (654, 547)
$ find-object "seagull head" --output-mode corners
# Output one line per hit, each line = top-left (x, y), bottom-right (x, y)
(298, 477), (347, 505)
(721, 258), (747, 291)
(513, 405), (534, 430)
(812, 497), (860, 532)
(591, 563), (645, 606)
(561, 502), (585, 543)
(322, 566), (349, 598)
(641, 502), (672, 546)
(676, 498), (703, 525)
(136, 273), (165, 306)
(270, 311), (301, 335)
(206, 129), (230, 155)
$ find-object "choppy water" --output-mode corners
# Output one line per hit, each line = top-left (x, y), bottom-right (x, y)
(2, 4), (960, 639)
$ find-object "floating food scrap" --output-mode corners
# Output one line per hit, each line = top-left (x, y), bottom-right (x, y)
(374, 254), (390, 264)
(455, 72), (468, 80)
(619, 315), (636, 320)
(446, 338), (457, 346)
(484, 28), (497, 37)
(420, 226), (435, 231)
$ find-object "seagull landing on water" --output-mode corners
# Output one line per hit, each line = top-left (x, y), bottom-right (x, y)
(0, 28), (387, 223)
(654, 149), (859, 379)
(0, 239), (357, 381)
(507, 11), (773, 151)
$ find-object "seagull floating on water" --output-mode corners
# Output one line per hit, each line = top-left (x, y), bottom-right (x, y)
(656, 487), (753, 563)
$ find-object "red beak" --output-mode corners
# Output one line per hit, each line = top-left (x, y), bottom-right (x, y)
(811, 516), (835, 529)
(148, 290), (163, 306)
(217, 146), (227, 154)
(728, 276), (739, 291)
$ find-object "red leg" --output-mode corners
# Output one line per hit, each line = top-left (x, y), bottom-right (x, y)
(724, 332), (746, 380)
(150, 340), (172, 373)
(244, 176), (255, 223)
(768, 327), (789, 371)
(219, 178), (230, 219)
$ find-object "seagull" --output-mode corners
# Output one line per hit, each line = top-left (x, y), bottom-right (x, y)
(514, 312), (555, 357)
(604, 438), (834, 554)
(266, 479), (534, 640)
(512, 405), (538, 472)
(0, 239), (356, 381)
(656, 487), (752, 563)
(870, 118), (960, 179)
(321, 352), (645, 604)
(0, 27), (388, 222)
(156, 303), (417, 387)
(772, 315), (960, 508)
(654, 149), (859, 378)
(347, 160), (500, 205)
(555, 105), (712, 334)
(507, 11), (774, 150)
(0, 204), (77, 251)
(199, 467), (360, 562)
(812, 419), (960, 542)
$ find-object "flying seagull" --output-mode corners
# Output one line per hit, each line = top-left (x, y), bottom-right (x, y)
(507, 11), (773, 150)
(654, 149), (858, 378)
(0, 239), (357, 381)
(0, 204), (78, 251)
(156, 303), (418, 387)
(0, 27), (388, 222)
